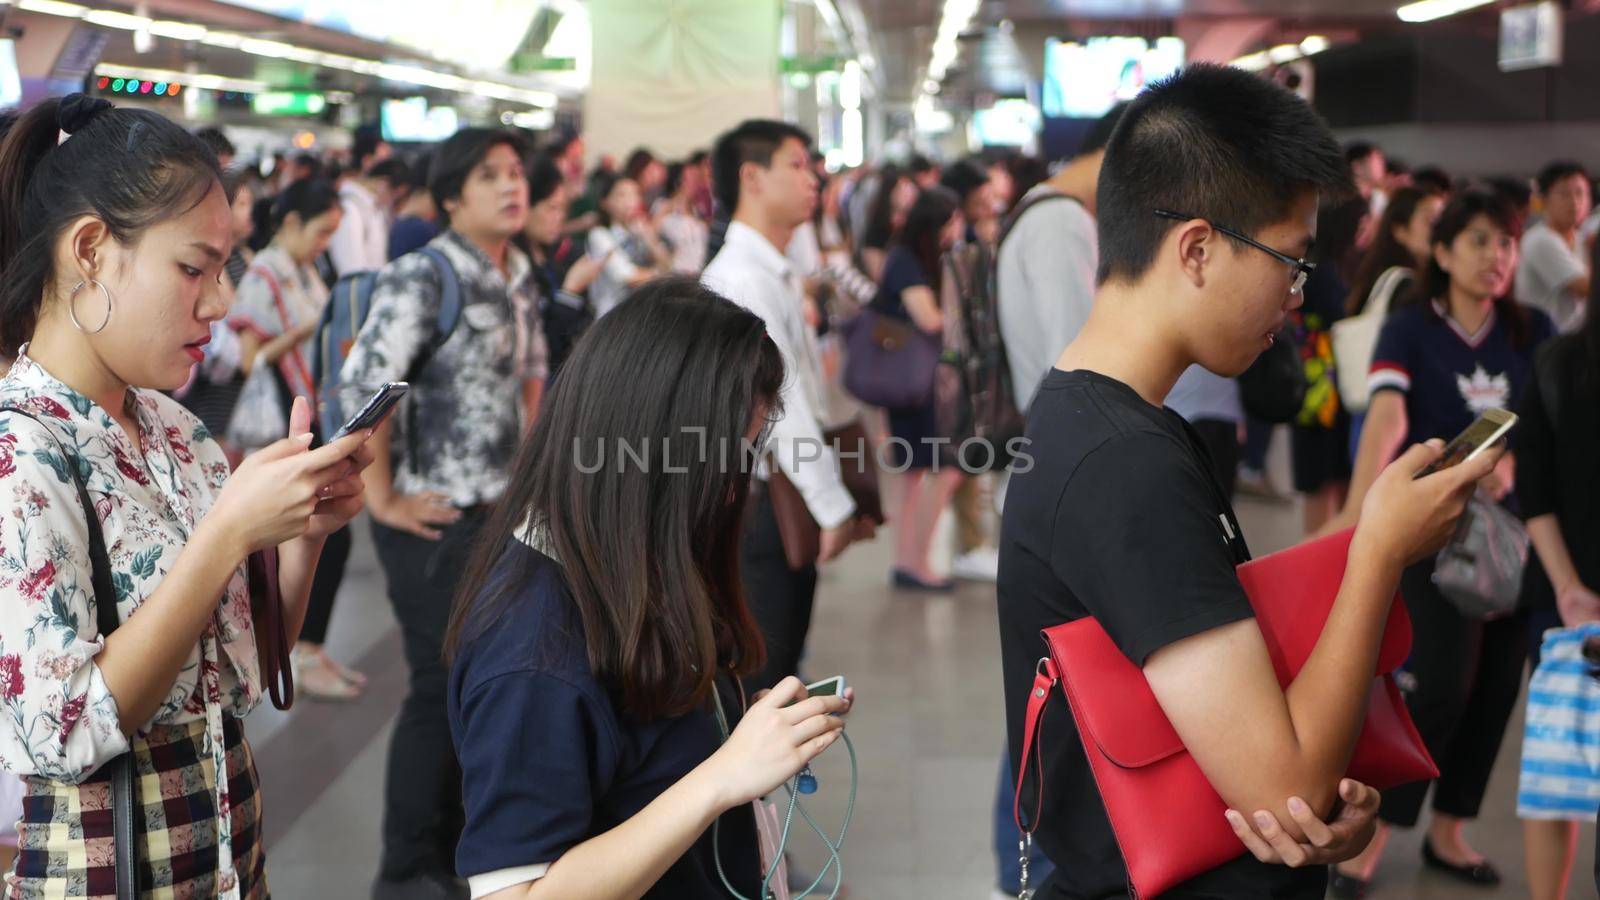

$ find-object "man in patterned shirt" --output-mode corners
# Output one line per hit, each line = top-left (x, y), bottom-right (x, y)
(339, 127), (545, 900)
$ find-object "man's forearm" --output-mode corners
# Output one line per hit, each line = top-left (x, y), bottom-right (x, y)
(1280, 535), (1405, 812)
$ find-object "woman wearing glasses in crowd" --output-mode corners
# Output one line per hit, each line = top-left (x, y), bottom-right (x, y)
(1324, 190), (1556, 896)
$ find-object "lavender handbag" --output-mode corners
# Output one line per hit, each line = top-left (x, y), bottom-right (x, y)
(841, 308), (941, 410)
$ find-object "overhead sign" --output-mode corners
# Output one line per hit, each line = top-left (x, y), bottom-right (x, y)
(252, 91), (327, 117)
(1499, 2), (1563, 72)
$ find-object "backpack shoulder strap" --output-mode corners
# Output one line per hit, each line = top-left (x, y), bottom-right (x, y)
(0, 408), (118, 639)
(998, 189), (1078, 253)
(404, 246), (463, 383)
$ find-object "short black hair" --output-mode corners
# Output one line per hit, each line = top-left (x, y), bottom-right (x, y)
(1487, 175), (1532, 212)
(908, 153), (937, 176)
(429, 127), (526, 226)
(1411, 166), (1453, 194)
(688, 149), (709, 166)
(664, 161), (687, 198)
(366, 157), (411, 189)
(1095, 64), (1351, 286)
(272, 177), (339, 230)
(939, 160), (989, 206)
(406, 152), (432, 192)
(710, 119), (811, 215)
(352, 124), (386, 171)
(1345, 142), (1380, 166)
(526, 153), (564, 206)
(194, 126), (235, 160)
(1078, 102), (1129, 158)
(624, 148), (656, 183)
(1537, 160), (1589, 195)
(546, 129), (580, 157)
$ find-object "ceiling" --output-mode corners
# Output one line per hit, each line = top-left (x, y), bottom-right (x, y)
(854, 0), (1466, 106)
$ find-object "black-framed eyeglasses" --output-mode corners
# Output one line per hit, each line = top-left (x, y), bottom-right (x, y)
(1153, 209), (1316, 295)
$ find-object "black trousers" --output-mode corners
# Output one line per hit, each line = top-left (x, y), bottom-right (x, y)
(371, 509), (488, 879)
(1379, 560), (1528, 827)
(739, 489), (819, 697)
(299, 524), (351, 645)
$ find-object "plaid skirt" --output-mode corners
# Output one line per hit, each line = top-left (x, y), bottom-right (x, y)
(6, 716), (266, 899)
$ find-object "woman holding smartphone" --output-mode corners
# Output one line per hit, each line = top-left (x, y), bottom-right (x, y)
(0, 95), (372, 898)
(446, 279), (851, 899)
(231, 177), (365, 700)
(1326, 190), (1556, 895)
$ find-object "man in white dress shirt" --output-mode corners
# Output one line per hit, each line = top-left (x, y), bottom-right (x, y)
(329, 157), (411, 277)
(703, 120), (873, 693)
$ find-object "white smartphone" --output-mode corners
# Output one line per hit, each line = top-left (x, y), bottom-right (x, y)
(1414, 408), (1517, 479)
(804, 675), (847, 700)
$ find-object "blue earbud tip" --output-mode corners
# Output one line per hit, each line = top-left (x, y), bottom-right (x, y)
(797, 772), (818, 794)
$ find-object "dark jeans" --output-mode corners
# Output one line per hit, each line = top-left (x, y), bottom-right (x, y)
(299, 525), (351, 645)
(1242, 416), (1274, 472)
(371, 509), (488, 879)
(1379, 560), (1528, 827)
(740, 488), (819, 696)
(992, 749), (1055, 894)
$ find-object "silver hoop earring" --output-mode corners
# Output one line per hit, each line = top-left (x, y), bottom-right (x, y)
(68, 279), (113, 335)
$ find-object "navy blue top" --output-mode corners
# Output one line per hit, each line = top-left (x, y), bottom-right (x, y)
(1368, 300), (1554, 449)
(388, 216), (441, 262)
(872, 246), (931, 321)
(448, 540), (762, 898)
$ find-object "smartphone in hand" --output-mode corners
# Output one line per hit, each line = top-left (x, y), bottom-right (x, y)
(1414, 408), (1517, 479)
(333, 382), (409, 440)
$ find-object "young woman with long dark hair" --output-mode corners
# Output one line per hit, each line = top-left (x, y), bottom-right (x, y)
(1328, 189), (1556, 895)
(875, 186), (966, 590)
(445, 279), (851, 899)
(0, 94), (372, 898)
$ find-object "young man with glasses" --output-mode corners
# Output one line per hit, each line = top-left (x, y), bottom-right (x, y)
(997, 64), (1497, 898)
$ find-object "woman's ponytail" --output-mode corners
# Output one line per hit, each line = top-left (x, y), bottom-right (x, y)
(0, 99), (70, 356)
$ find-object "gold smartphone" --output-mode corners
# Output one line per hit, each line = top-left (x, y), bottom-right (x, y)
(1414, 408), (1518, 479)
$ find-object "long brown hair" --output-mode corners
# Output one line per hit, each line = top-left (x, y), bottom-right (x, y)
(1345, 186), (1440, 316)
(445, 277), (784, 721)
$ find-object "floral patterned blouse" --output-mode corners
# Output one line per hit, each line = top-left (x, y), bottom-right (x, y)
(0, 350), (258, 897)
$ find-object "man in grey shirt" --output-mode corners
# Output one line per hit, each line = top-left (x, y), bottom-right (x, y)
(997, 107), (1125, 414)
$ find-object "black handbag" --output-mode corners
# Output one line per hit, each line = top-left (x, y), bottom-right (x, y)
(2, 408), (136, 899)
(1238, 327), (1306, 424)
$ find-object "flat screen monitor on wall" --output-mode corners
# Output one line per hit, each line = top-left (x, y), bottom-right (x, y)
(381, 98), (460, 143)
(1042, 36), (1184, 118)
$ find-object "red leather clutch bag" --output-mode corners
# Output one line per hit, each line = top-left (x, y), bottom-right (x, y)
(1015, 528), (1436, 898)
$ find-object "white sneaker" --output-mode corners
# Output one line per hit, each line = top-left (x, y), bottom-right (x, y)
(952, 546), (1000, 582)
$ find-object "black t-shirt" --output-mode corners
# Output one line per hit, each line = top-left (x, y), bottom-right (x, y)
(448, 539), (763, 898)
(997, 369), (1328, 899)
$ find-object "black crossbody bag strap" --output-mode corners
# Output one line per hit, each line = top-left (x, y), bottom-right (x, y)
(2, 408), (136, 899)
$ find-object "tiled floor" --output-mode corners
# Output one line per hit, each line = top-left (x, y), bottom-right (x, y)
(252, 438), (1596, 899)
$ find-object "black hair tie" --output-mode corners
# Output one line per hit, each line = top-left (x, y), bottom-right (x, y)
(56, 93), (114, 136)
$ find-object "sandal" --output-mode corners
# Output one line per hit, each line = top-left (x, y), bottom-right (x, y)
(292, 647), (361, 701)
(317, 647), (368, 688)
